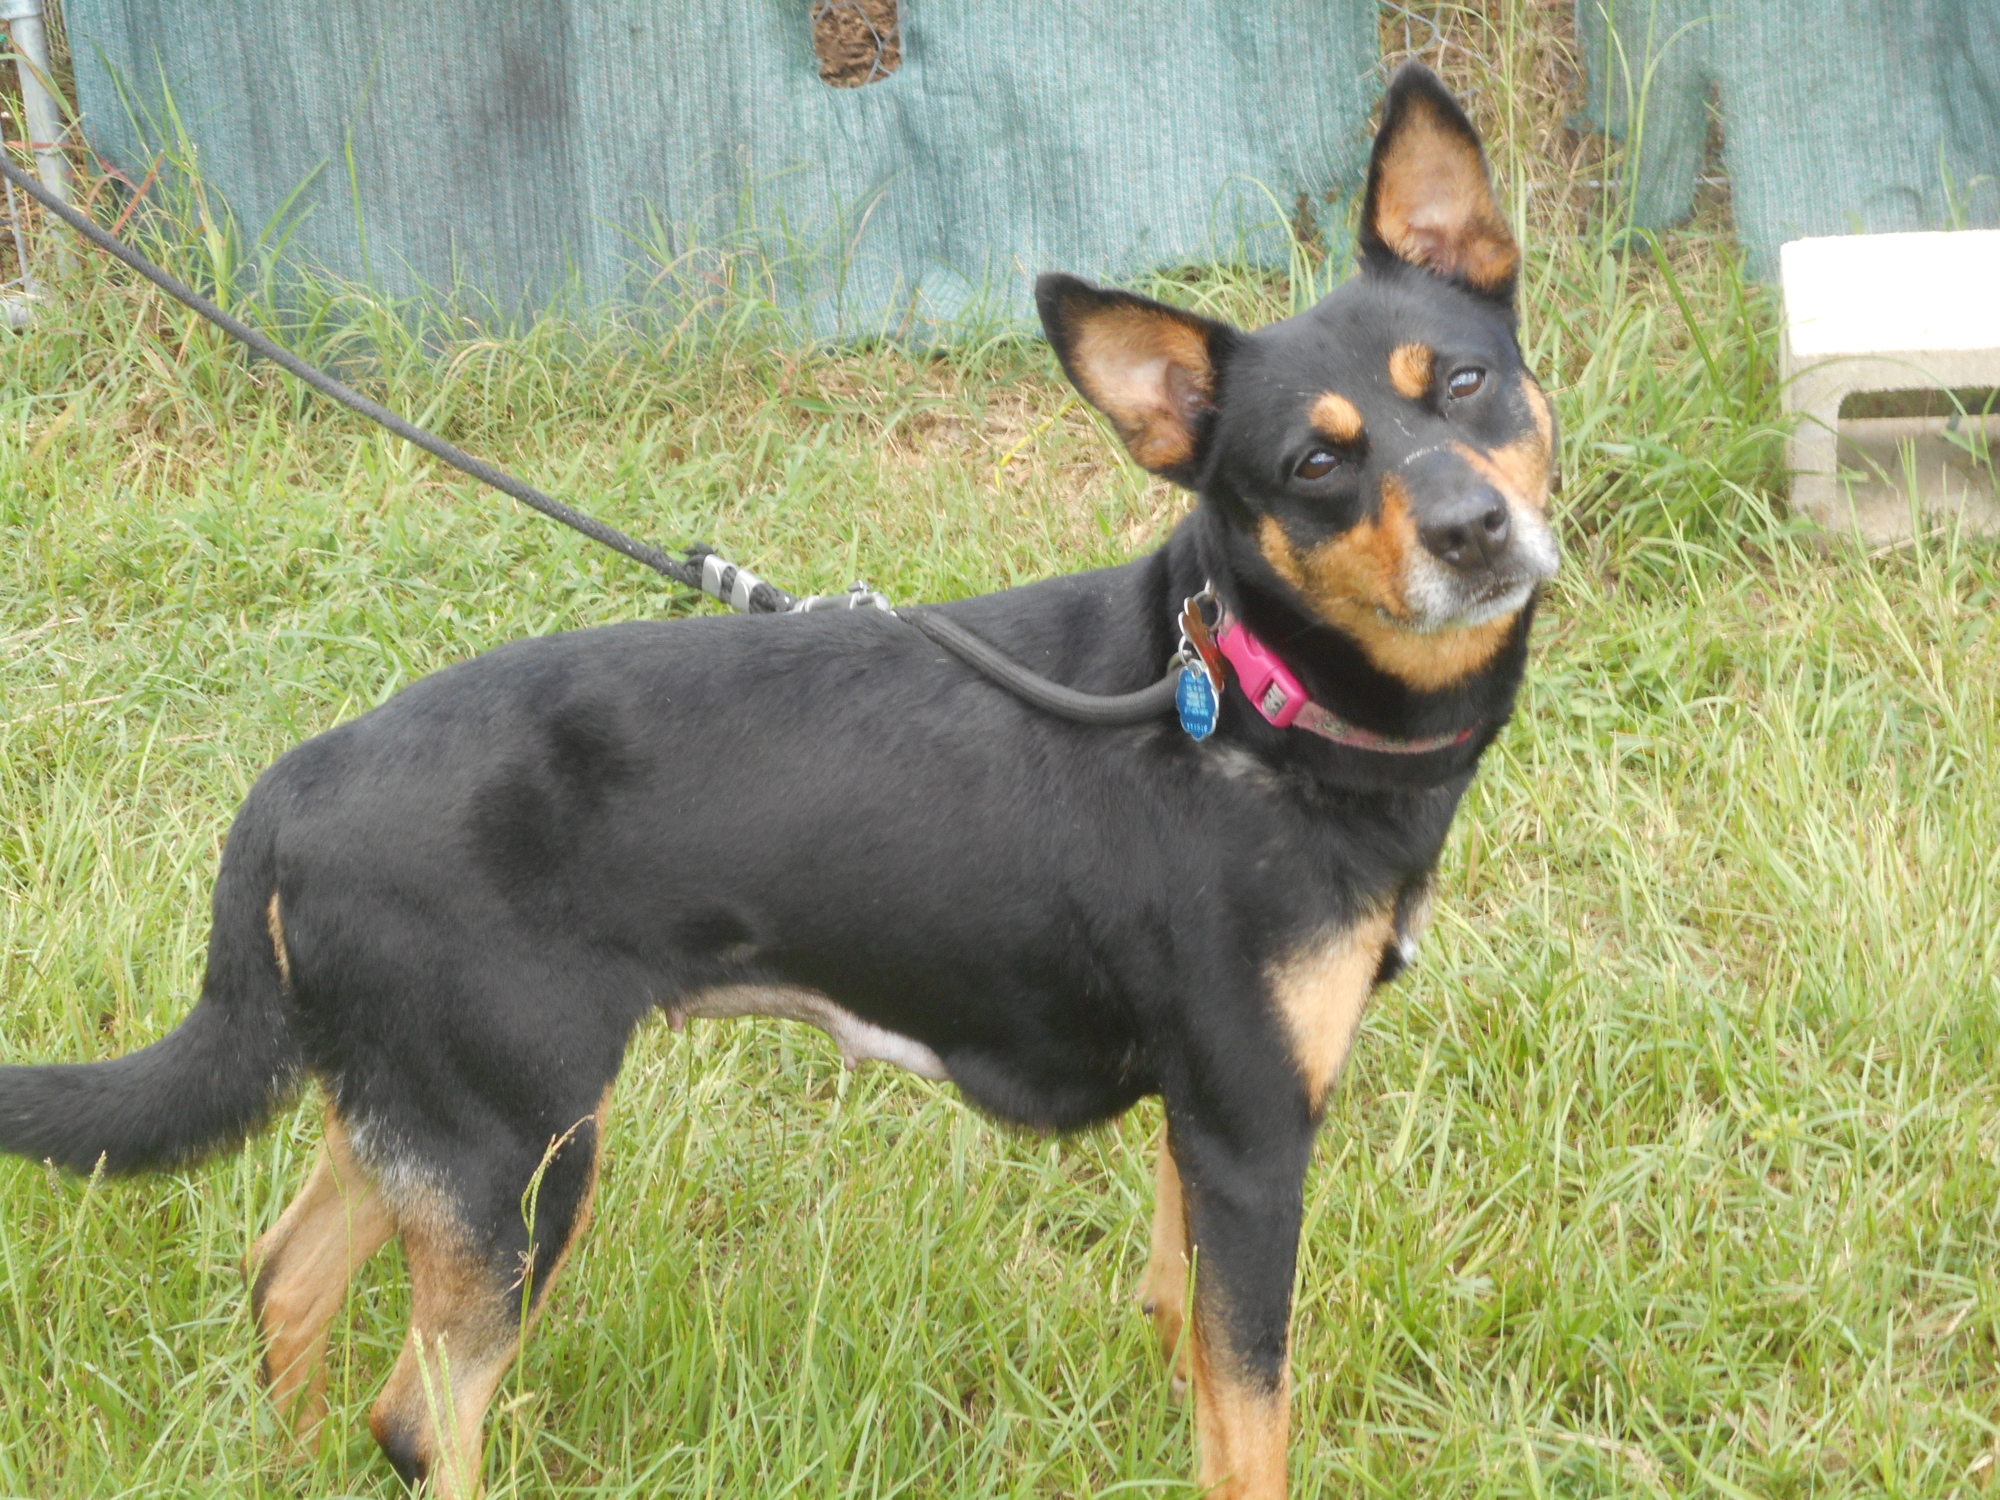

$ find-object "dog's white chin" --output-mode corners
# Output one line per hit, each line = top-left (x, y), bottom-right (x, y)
(1398, 574), (1540, 633)
(1446, 578), (1539, 628)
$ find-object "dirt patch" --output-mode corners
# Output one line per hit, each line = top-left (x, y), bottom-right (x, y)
(811, 0), (901, 88)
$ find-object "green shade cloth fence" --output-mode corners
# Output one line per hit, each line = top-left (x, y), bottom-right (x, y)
(62, 1), (1380, 334)
(65, 2), (1982, 328)
(1575, 0), (2000, 278)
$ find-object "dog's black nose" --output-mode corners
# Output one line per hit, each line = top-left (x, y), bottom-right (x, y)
(1418, 490), (1511, 570)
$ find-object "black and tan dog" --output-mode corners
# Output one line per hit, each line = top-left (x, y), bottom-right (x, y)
(0, 65), (1556, 1499)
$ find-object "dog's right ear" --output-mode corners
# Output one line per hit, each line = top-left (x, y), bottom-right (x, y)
(1036, 273), (1236, 487)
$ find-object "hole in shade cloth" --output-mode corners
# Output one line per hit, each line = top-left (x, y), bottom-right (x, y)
(811, 0), (901, 87)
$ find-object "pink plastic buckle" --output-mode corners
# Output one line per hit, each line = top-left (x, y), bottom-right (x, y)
(1215, 618), (1306, 728)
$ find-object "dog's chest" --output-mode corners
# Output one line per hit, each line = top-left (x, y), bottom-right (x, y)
(1264, 914), (1395, 1109)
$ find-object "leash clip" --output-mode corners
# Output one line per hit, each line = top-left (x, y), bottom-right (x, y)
(792, 580), (894, 612)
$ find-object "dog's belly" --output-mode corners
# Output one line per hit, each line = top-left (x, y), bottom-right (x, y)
(671, 984), (950, 1081)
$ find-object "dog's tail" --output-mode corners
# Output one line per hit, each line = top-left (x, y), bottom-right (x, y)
(0, 789), (303, 1175)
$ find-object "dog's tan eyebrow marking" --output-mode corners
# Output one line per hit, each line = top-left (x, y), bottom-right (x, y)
(1388, 342), (1433, 400)
(1308, 392), (1364, 444)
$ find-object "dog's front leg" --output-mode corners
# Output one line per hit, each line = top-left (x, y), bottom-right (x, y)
(1165, 1108), (1313, 1500)
(1139, 1128), (1192, 1394)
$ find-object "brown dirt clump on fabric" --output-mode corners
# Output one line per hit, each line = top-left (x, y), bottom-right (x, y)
(811, 0), (901, 88)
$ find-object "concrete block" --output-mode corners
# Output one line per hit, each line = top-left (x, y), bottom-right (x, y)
(1780, 230), (2000, 544)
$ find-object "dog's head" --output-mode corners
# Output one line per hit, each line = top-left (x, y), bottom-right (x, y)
(1038, 64), (1558, 694)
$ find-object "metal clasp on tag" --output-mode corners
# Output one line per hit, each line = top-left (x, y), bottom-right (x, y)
(1176, 584), (1224, 692)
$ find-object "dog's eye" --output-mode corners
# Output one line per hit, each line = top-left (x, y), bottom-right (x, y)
(1295, 449), (1340, 481)
(1446, 367), (1486, 399)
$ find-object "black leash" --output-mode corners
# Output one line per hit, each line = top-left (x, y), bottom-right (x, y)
(899, 609), (1178, 723)
(1, 154), (1178, 724)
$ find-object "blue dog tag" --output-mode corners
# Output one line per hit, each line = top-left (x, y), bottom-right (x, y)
(1176, 663), (1219, 740)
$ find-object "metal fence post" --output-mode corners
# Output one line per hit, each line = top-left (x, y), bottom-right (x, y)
(3, 0), (72, 280)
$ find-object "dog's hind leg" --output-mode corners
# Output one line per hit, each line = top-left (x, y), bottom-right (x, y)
(1137, 1126), (1192, 1395)
(367, 1094), (607, 1500)
(247, 1112), (396, 1445)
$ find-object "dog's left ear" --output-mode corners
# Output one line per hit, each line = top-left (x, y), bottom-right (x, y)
(1036, 273), (1237, 488)
(1359, 63), (1519, 299)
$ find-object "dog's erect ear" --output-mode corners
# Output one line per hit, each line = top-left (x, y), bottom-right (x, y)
(1359, 64), (1519, 298)
(1036, 273), (1236, 487)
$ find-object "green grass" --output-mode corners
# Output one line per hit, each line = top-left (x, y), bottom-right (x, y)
(6, 65), (2000, 1499)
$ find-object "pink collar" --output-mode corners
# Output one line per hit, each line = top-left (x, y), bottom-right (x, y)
(1212, 609), (1479, 754)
